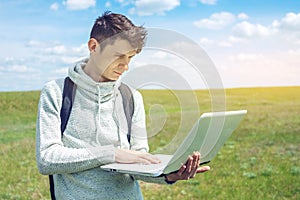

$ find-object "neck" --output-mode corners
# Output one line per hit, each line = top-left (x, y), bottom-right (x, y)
(83, 59), (106, 82)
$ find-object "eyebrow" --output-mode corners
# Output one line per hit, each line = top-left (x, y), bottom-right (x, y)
(115, 50), (137, 57)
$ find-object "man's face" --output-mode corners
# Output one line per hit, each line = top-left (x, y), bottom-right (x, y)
(92, 38), (137, 82)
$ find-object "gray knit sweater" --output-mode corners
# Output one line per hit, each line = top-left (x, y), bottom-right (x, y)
(36, 59), (167, 200)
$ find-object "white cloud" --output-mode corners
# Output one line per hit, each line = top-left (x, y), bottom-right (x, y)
(25, 40), (61, 48)
(222, 12), (300, 45)
(270, 12), (300, 45)
(228, 36), (245, 43)
(151, 51), (168, 59)
(105, 1), (111, 8)
(218, 51), (300, 88)
(44, 45), (67, 55)
(130, 0), (180, 16)
(233, 21), (274, 38)
(272, 12), (300, 44)
(288, 48), (300, 56)
(238, 13), (249, 20)
(198, 34), (250, 50)
(116, 0), (132, 6)
(50, 2), (59, 11)
(199, 37), (233, 48)
(71, 44), (89, 56)
(63, 0), (96, 10)
(40, 43), (89, 65)
(53, 67), (68, 76)
(218, 41), (232, 47)
(229, 53), (265, 62)
(193, 12), (236, 29)
(26, 40), (45, 47)
(273, 12), (300, 31)
(199, 37), (215, 46)
(199, 0), (217, 5)
(0, 65), (36, 73)
(25, 40), (88, 57)
(61, 56), (85, 64)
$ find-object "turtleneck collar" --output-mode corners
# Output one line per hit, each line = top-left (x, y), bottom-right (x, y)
(68, 58), (121, 103)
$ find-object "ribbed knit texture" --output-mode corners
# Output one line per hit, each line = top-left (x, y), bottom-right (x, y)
(36, 59), (167, 200)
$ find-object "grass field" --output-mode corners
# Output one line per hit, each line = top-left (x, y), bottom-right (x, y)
(0, 87), (299, 199)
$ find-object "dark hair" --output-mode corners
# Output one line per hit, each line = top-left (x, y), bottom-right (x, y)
(90, 11), (147, 53)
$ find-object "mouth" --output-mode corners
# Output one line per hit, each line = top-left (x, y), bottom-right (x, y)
(114, 71), (122, 76)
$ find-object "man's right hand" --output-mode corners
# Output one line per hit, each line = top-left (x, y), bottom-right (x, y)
(114, 148), (161, 165)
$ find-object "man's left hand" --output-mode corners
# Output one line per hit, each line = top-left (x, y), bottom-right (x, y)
(165, 152), (210, 182)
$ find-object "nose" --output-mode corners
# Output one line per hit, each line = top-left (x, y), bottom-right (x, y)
(122, 55), (130, 65)
(118, 56), (130, 70)
(118, 63), (128, 71)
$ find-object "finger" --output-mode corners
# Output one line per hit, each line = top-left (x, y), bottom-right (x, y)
(185, 153), (200, 178)
(193, 153), (200, 166)
(190, 155), (199, 178)
(133, 156), (150, 164)
(186, 156), (194, 174)
(177, 164), (186, 176)
(196, 166), (211, 173)
(180, 156), (193, 179)
(138, 154), (161, 164)
(146, 154), (161, 164)
(195, 152), (201, 164)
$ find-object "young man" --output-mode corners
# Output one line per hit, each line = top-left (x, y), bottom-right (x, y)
(36, 11), (210, 199)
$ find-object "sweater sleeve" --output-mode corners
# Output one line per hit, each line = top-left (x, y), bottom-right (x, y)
(129, 90), (149, 152)
(36, 80), (115, 175)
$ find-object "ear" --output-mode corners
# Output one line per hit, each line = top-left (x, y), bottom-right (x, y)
(88, 38), (98, 53)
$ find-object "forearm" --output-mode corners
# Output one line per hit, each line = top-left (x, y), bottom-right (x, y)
(36, 142), (115, 175)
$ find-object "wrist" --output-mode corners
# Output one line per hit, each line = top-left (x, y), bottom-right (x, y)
(164, 174), (176, 184)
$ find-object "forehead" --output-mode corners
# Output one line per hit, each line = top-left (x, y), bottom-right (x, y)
(101, 38), (137, 55)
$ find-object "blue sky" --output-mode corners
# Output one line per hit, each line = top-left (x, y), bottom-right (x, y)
(0, 0), (300, 91)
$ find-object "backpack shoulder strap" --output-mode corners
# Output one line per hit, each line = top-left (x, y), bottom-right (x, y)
(60, 77), (77, 134)
(119, 83), (134, 143)
(49, 77), (76, 200)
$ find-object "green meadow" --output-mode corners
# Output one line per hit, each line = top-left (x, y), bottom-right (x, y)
(0, 87), (299, 199)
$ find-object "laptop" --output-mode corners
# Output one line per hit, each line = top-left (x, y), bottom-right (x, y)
(101, 110), (247, 177)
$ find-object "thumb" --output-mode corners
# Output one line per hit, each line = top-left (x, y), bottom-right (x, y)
(196, 166), (210, 173)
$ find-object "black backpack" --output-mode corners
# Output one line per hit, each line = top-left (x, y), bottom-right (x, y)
(49, 77), (134, 200)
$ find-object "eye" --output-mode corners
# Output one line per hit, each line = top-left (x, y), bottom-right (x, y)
(115, 53), (123, 58)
